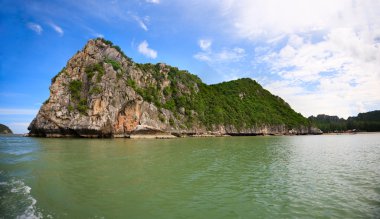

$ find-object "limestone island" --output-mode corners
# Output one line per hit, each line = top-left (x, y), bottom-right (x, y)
(28, 38), (322, 138)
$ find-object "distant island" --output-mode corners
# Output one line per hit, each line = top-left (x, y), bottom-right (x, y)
(309, 110), (380, 133)
(28, 38), (321, 138)
(0, 124), (13, 134)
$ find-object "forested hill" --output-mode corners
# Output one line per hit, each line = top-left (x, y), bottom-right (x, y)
(194, 78), (309, 129)
(308, 110), (380, 132)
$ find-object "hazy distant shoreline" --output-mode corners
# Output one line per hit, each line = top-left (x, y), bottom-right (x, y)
(321, 131), (380, 135)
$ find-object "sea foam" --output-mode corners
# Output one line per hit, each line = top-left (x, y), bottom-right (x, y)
(0, 177), (42, 219)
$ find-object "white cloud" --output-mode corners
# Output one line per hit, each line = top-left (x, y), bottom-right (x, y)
(146, 0), (160, 4)
(0, 108), (38, 115)
(262, 29), (380, 118)
(129, 13), (149, 31)
(194, 47), (245, 63)
(199, 39), (212, 51)
(49, 22), (64, 36)
(223, 0), (380, 40)
(138, 40), (157, 59)
(27, 22), (43, 34)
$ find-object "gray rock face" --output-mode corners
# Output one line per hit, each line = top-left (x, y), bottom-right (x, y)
(28, 39), (322, 137)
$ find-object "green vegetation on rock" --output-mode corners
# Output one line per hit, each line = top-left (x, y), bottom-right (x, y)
(105, 58), (122, 71)
(69, 80), (82, 100)
(89, 86), (102, 95)
(68, 80), (88, 115)
(132, 63), (309, 130)
(163, 76), (307, 129)
(69, 80), (83, 100)
(77, 99), (88, 114)
(85, 63), (104, 82)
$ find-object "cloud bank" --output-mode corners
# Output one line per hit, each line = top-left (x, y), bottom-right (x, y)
(138, 40), (157, 59)
(192, 0), (380, 118)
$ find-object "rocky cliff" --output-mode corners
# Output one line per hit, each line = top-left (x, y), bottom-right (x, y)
(28, 38), (322, 137)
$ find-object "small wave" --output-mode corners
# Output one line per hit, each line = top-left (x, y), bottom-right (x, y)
(0, 177), (42, 219)
(11, 184), (31, 194)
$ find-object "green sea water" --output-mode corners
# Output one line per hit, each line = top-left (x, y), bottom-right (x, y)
(1, 134), (379, 218)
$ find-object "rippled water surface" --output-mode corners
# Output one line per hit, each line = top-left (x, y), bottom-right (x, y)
(1, 134), (380, 218)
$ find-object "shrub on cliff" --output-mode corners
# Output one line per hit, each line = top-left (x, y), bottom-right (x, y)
(69, 80), (82, 100)
(105, 58), (121, 71)
(85, 63), (104, 81)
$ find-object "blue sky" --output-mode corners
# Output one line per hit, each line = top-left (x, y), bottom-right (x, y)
(1, 0), (380, 133)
